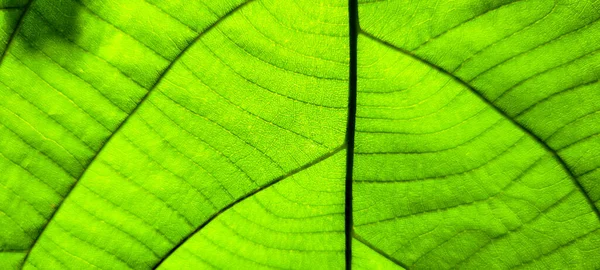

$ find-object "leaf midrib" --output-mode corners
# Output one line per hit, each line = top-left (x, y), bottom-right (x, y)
(8, 1), (587, 269)
(345, 0), (359, 268)
(14, 0), (355, 268)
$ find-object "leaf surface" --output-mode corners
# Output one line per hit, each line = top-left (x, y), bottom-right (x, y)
(355, 0), (600, 268)
(0, 0), (599, 269)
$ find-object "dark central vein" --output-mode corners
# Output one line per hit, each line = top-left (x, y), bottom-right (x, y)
(346, 0), (359, 268)
(359, 30), (600, 223)
(20, 1), (254, 267)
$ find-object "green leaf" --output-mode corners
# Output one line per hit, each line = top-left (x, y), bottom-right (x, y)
(355, 0), (600, 268)
(0, 0), (599, 269)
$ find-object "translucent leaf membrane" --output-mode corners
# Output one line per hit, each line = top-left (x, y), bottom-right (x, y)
(352, 238), (405, 270)
(0, 1), (27, 55)
(0, 0), (253, 266)
(356, 0), (600, 268)
(158, 151), (346, 269)
(359, 0), (600, 209)
(0, 0), (349, 268)
(354, 34), (600, 269)
(1, 0), (600, 268)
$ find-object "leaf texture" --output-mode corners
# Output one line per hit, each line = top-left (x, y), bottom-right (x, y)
(355, 0), (600, 268)
(0, 0), (599, 269)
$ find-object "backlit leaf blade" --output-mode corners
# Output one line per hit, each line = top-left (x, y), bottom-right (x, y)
(355, 0), (600, 268)
(16, 0), (349, 268)
(1, 0), (600, 269)
(157, 150), (346, 269)
(358, 0), (600, 210)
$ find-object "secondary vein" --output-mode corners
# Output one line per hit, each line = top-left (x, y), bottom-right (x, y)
(359, 30), (600, 222)
(352, 232), (411, 269)
(20, 1), (255, 266)
(152, 145), (347, 269)
(0, 0), (33, 66)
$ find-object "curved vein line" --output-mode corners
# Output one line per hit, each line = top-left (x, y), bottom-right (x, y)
(0, 100), (88, 167)
(195, 35), (345, 109)
(494, 48), (600, 103)
(0, 121), (77, 178)
(452, 2), (557, 74)
(453, 190), (584, 268)
(144, 98), (256, 182)
(252, 197), (344, 218)
(99, 159), (196, 229)
(78, 184), (176, 244)
(515, 79), (600, 118)
(16, 32), (128, 113)
(68, 200), (162, 259)
(51, 221), (134, 268)
(358, 30), (600, 222)
(27, 8), (147, 89)
(467, 16), (600, 83)
(544, 109), (600, 142)
(355, 118), (505, 155)
(0, 250), (28, 253)
(0, 151), (62, 197)
(70, 0), (169, 61)
(212, 22), (346, 81)
(257, 0), (347, 38)
(412, 0), (524, 51)
(0, 0), (32, 67)
(119, 134), (219, 211)
(216, 216), (343, 252)
(20, 1), (254, 266)
(152, 145), (346, 269)
(579, 166), (600, 178)
(0, 174), (48, 220)
(178, 60), (330, 147)
(357, 156), (545, 226)
(34, 236), (93, 268)
(515, 227), (600, 268)
(356, 106), (491, 135)
(9, 52), (112, 132)
(354, 135), (525, 184)
(192, 231), (288, 269)
(155, 90), (284, 172)
(230, 205), (344, 234)
(557, 131), (600, 151)
(0, 6), (27, 10)
(352, 232), (410, 269)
